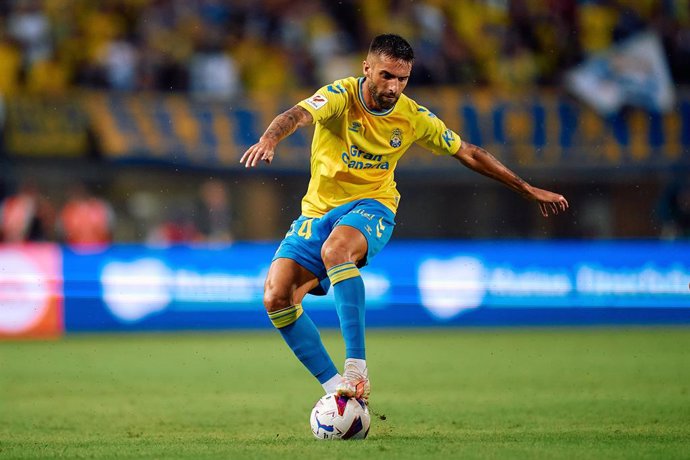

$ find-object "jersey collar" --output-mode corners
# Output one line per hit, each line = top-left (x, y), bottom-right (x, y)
(358, 77), (395, 116)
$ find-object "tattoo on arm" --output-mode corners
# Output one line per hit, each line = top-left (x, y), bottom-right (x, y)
(261, 106), (312, 144)
(456, 142), (530, 195)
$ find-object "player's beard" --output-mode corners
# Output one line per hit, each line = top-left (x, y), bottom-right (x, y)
(368, 82), (398, 110)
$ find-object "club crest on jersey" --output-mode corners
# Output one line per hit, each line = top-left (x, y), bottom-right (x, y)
(305, 94), (328, 110)
(389, 128), (402, 148)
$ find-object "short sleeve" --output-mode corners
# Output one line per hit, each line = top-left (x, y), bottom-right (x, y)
(414, 105), (462, 156)
(296, 80), (350, 124)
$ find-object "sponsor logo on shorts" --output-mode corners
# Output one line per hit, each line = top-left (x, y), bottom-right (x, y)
(353, 209), (375, 220)
(376, 217), (386, 237)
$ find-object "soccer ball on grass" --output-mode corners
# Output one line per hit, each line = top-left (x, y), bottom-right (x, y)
(309, 393), (370, 440)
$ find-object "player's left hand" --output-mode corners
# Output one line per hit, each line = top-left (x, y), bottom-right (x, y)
(528, 187), (569, 217)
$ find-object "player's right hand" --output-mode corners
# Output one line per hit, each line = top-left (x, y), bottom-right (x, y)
(240, 140), (275, 167)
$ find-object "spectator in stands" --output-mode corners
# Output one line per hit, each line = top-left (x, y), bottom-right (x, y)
(233, 34), (295, 95)
(25, 49), (71, 96)
(658, 178), (690, 240)
(577, 0), (618, 56)
(6, 0), (51, 68)
(102, 31), (138, 91)
(0, 25), (22, 97)
(3, 0), (690, 93)
(57, 182), (115, 247)
(189, 42), (240, 99)
(0, 180), (55, 242)
(196, 179), (233, 243)
(147, 207), (201, 245)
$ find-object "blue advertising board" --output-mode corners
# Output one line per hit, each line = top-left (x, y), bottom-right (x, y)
(61, 241), (690, 332)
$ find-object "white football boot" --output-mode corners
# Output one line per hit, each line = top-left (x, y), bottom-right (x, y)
(336, 359), (370, 402)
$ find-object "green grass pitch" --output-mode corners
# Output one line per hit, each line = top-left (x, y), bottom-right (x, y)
(1, 327), (689, 459)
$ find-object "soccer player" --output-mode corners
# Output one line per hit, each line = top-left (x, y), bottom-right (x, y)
(240, 34), (568, 402)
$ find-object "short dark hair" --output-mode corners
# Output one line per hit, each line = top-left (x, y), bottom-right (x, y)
(368, 34), (414, 63)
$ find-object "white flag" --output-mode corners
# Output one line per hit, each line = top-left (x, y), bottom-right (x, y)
(565, 32), (675, 115)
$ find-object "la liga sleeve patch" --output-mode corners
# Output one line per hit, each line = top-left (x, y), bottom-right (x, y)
(305, 94), (328, 110)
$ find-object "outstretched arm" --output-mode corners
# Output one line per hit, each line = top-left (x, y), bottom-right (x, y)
(453, 141), (569, 217)
(240, 105), (313, 168)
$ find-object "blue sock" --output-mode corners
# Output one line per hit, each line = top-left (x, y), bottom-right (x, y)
(327, 262), (366, 359)
(268, 304), (338, 384)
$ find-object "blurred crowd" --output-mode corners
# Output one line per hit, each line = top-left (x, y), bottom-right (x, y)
(0, 0), (689, 99)
(1, 0), (690, 244)
(0, 178), (234, 246)
(0, 180), (115, 246)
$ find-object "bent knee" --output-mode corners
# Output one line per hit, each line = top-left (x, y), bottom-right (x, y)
(263, 290), (292, 313)
(321, 243), (351, 268)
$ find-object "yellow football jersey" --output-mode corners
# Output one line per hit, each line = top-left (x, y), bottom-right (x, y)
(296, 76), (462, 217)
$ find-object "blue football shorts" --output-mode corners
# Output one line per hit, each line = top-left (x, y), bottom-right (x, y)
(273, 198), (396, 295)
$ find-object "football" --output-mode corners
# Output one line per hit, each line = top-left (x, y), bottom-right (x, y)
(309, 393), (370, 440)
